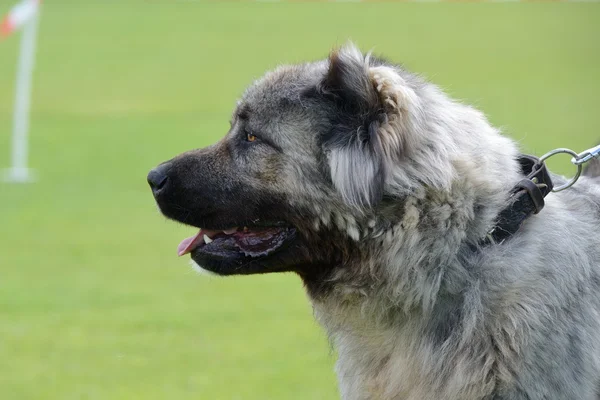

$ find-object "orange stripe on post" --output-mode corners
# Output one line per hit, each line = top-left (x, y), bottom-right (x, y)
(0, 17), (15, 38)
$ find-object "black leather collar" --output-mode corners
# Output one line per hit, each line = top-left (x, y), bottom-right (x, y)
(479, 155), (554, 246)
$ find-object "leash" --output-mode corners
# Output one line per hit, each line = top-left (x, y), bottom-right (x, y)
(479, 144), (600, 246)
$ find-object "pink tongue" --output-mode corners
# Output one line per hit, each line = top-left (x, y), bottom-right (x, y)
(177, 230), (204, 256)
(177, 229), (220, 256)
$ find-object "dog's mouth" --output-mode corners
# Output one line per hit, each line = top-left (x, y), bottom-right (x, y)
(178, 224), (296, 261)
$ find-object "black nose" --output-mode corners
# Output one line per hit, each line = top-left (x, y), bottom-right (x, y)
(147, 163), (170, 195)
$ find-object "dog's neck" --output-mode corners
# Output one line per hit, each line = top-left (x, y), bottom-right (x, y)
(305, 153), (523, 329)
(303, 79), (525, 361)
(304, 182), (506, 399)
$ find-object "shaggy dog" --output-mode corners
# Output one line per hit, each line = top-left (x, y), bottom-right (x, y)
(148, 44), (600, 399)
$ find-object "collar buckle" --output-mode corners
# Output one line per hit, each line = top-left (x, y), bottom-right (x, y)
(478, 154), (554, 247)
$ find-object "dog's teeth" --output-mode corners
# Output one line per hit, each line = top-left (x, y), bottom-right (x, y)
(223, 227), (238, 235)
(203, 234), (213, 244)
(243, 227), (249, 232)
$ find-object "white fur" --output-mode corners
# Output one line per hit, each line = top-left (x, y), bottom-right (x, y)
(189, 259), (217, 276)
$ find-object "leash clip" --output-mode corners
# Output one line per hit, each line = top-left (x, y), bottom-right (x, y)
(572, 144), (600, 166)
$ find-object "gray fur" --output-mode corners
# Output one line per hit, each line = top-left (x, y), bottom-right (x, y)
(585, 154), (600, 179)
(153, 43), (600, 399)
(277, 46), (600, 399)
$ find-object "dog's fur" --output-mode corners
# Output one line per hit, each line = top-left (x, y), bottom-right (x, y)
(150, 44), (600, 399)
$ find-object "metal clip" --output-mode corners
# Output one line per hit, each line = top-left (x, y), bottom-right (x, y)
(571, 144), (600, 166)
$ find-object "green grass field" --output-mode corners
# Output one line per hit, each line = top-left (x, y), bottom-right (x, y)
(1, 1), (599, 399)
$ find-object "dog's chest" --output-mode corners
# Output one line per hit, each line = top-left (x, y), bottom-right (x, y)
(313, 301), (494, 400)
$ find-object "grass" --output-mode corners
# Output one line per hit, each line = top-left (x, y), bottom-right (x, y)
(0, 1), (598, 399)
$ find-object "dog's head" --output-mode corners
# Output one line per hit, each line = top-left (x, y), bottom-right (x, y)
(148, 44), (517, 282)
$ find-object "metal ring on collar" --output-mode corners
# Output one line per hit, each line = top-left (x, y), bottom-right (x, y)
(539, 148), (582, 192)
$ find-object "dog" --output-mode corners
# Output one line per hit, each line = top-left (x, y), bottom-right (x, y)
(148, 44), (600, 399)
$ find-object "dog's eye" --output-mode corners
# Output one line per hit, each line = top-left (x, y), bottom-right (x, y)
(246, 132), (257, 142)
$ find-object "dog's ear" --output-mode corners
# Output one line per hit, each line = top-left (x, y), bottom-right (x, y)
(320, 44), (381, 122)
(317, 44), (403, 209)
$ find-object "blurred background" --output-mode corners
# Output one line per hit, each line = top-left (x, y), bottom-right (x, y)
(0, 1), (598, 399)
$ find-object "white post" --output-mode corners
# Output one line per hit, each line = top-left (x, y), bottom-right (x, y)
(3, 7), (39, 183)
